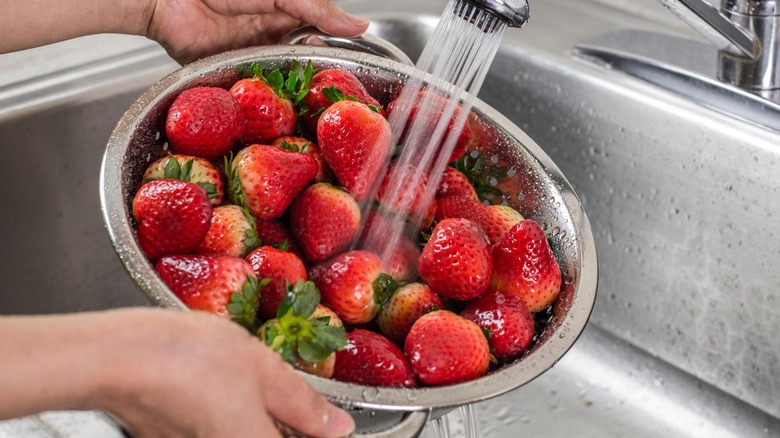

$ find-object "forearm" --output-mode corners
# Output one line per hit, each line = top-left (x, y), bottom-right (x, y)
(0, 312), (117, 419)
(0, 0), (152, 54)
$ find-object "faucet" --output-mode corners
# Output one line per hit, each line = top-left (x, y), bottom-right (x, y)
(656, 0), (779, 100)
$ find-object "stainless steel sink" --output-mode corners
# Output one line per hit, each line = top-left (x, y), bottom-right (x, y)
(1, 0), (779, 436)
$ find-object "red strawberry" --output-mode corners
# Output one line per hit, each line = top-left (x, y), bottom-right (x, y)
(404, 310), (490, 386)
(491, 220), (562, 312)
(436, 195), (523, 245)
(301, 69), (382, 134)
(227, 144), (317, 220)
(418, 218), (492, 301)
(310, 250), (396, 325)
(376, 159), (436, 231)
(359, 211), (420, 282)
(461, 289), (535, 361)
(271, 136), (334, 182)
(246, 245), (308, 320)
(155, 254), (259, 328)
(436, 166), (478, 201)
(317, 99), (392, 201)
(255, 219), (306, 262)
(132, 179), (213, 261)
(194, 205), (258, 258)
(165, 87), (244, 160)
(333, 329), (416, 387)
(143, 154), (225, 206)
(376, 283), (443, 345)
(229, 66), (298, 145)
(289, 182), (361, 263)
(387, 90), (472, 163)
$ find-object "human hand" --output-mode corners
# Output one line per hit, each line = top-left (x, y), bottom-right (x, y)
(141, 0), (370, 64)
(93, 308), (355, 438)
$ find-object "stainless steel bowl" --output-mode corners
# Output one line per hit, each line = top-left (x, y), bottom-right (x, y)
(100, 42), (597, 437)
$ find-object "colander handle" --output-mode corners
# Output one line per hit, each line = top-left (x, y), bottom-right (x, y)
(279, 26), (415, 67)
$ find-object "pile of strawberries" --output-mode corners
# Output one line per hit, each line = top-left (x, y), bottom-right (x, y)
(130, 60), (563, 388)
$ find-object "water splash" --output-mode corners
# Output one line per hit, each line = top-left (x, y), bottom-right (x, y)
(460, 404), (481, 438)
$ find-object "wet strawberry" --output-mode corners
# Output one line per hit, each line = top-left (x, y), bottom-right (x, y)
(289, 182), (361, 263)
(227, 144), (317, 220)
(436, 166), (478, 201)
(492, 220), (562, 312)
(461, 289), (535, 361)
(229, 63), (305, 145)
(132, 179), (213, 261)
(376, 283), (443, 345)
(155, 254), (259, 328)
(418, 218), (492, 301)
(143, 155), (224, 206)
(246, 244), (308, 320)
(301, 69), (382, 134)
(405, 310), (490, 386)
(387, 90), (472, 163)
(333, 329), (416, 387)
(259, 280), (348, 377)
(255, 219), (306, 263)
(317, 97), (392, 201)
(195, 205), (259, 258)
(310, 250), (396, 325)
(376, 159), (437, 231)
(165, 87), (244, 160)
(271, 136), (334, 182)
(435, 195), (523, 245)
(359, 211), (420, 282)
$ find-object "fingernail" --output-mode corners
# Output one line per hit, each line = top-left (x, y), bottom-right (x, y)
(327, 406), (355, 437)
(344, 12), (369, 28)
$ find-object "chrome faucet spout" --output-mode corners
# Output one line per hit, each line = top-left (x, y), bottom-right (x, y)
(656, 0), (779, 94)
(459, 0), (530, 28)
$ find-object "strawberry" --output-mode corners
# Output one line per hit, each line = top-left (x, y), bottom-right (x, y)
(376, 283), (443, 345)
(310, 250), (397, 325)
(301, 69), (382, 134)
(436, 166), (478, 201)
(435, 195), (523, 245)
(132, 179), (213, 261)
(311, 304), (344, 327)
(358, 211), (420, 282)
(255, 219), (306, 263)
(387, 90), (472, 163)
(155, 254), (260, 328)
(418, 218), (492, 301)
(491, 220), (562, 312)
(289, 182), (361, 263)
(404, 310), (490, 386)
(165, 87), (244, 160)
(229, 63), (310, 145)
(227, 144), (317, 220)
(259, 280), (348, 377)
(317, 97), (392, 201)
(271, 136), (334, 182)
(143, 155), (224, 206)
(195, 205), (259, 258)
(333, 329), (416, 387)
(461, 289), (535, 361)
(246, 244), (308, 320)
(375, 159), (436, 232)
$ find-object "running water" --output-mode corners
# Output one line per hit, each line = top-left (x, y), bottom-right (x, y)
(358, 0), (507, 261)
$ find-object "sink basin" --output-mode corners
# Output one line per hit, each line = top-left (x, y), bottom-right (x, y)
(1, 0), (779, 435)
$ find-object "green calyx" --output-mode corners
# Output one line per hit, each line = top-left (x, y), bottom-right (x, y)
(277, 140), (310, 154)
(373, 273), (398, 307)
(262, 280), (348, 365)
(162, 157), (218, 200)
(227, 275), (267, 329)
(250, 60), (316, 105)
(451, 153), (507, 203)
(240, 206), (261, 252)
(319, 85), (383, 113)
(224, 153), (246, 208)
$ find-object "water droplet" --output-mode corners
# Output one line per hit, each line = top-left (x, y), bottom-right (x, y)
(362, 387), (379, 401)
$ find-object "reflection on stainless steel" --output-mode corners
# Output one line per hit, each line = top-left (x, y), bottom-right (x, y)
(655, 0), (779, 97)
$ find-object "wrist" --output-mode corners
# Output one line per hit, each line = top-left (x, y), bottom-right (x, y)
(94, 0), (156, 37)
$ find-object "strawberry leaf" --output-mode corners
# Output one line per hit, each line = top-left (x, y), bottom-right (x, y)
(298, 337), (332, 364)
(367, 104), (382, 113)
(290, 280), (320, 319)
(322, 84), (345, 103)
(265, 69), (286, 96)
(225, 154), (247, 208)
(277, 140), (300, 152)
(197, 182), (218, 199)
(310, 324), (348, 351)
(164, 157), (180, 180)
(228, 275), (260, 329)
(273, 239), (290, 252)
(373, 273), (398, 306)
(451, 153), (508, 203)
(180, 159), (194, 182)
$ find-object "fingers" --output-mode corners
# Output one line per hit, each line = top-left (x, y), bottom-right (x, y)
(256, 350), (355, 438)
(275, 0), (369, 37)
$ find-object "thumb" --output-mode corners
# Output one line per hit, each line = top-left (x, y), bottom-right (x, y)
(275, 0), (369, 37)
